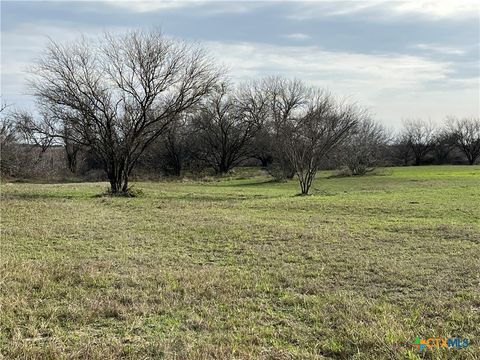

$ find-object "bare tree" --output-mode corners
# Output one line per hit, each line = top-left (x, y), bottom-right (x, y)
(0, 103), (14, 143)
(432, 130), (456, 164)
(391, 133), (413, 166)
(0, 102), (9, 114)
(280, 90), (360, 195)
(27, 30), (222, 194)
(0, 118), (16, 145)
(342, 118), (389, 175)
(447, 117), (480, 165)
(156, 115), (191, 176)
(259, 77), (309, 181)
(134, 116), (190, 177)
(0, 102), (15, 152)
(250, 127), (274, 168)
(191, 83), (266, 174)
(1, 105), (18, 176)
(401, 119), (436, 166)
(61, 124), (81, 173)
(13, 110), (55, 154)
(1, 109), (55, 177)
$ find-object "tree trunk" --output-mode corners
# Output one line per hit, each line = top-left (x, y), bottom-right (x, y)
(172, 164), (181, 176)
(108, 173), (129, 194)
(301, 183), (309, 195)
(172, 155), (182, 176)
(216, 159), (230, 174)
(66, 152), (77, 173)
(106, 159), (129, 194)
(65, 144), (79, 173)
(109, 176), (119, 193)
(121, 172), (129, 193)
(298, 170), (315, 195)
(466, 152), (476, 165)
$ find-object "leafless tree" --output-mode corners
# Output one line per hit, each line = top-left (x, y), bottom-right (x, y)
(1, 108), (55, 177)
(27, 30), (222, 194)
(135, 117), (189, 177)
(0, 103), (14, 143)
(447, 117), (480, 165)
(1, 105), (18, 176)
(258, 77), (309, 180)
(280, 90), (360, 195)
(0, 102), (9, 114)
(0, 102), (15, 153)
(163, 123), (185, 176)
(191, 83), (266, 174)
(250, 127), (274, 168)
(154, 114), (191, 176)
(12, 110), (55, 153)
(61, 124), (82, 173)
(432, 130), (456, 164)
(401, 119), (436, 166)
(391, 133), (413, 166)
(341, 118), (389, 175)
(0, 117), (16, 145)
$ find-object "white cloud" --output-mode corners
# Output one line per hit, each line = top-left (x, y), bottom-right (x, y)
(390, 1), (480, 20)
(286, 2), (372, 20)
(414, 43), (466, 55)
(103, 0), (205, 12)
(101, 0), (478, 19)
(1, 19), (478, 128)
(103, 0), (263, 14)
(206, 41), (453, 88)
(0, 23), (129, 109)
(205, 40), (479, 127)
(283, 33), (311, 40)
(288, 0), (480, 21)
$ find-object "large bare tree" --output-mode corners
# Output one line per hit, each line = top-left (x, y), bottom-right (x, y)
(27, 30), (221, 194)
(278, 88), (361, 195)
(447, 117), (480, 165)
(191, 83), (266, 174)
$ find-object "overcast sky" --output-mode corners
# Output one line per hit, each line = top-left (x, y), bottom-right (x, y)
(1, 0), (479, 129)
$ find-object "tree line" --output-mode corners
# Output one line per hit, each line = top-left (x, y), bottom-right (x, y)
(1, 30), (479, 195)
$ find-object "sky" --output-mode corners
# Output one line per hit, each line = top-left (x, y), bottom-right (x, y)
(1, 0), (479, 129)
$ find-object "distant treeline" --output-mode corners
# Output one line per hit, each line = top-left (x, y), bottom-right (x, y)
(1, 30), (479, 195)
(1, 115), (478, 180)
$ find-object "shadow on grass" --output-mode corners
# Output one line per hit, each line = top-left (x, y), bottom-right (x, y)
(91, 187), (144, 198)
(3, 177), (104, 184)
(222, 179), (282, 188)
(1, 193), (77, 201)
(160, 192), (276, 202)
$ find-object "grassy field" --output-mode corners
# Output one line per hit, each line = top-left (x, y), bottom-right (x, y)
(1, 166), (479, 359)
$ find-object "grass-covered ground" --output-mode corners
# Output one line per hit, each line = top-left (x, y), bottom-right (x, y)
(1, 166), (479, 359)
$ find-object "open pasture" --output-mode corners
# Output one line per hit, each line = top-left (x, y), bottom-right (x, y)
(1, 166), (479, 359)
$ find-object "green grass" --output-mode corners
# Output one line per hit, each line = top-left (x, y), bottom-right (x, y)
(1, 165), (479, 359)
